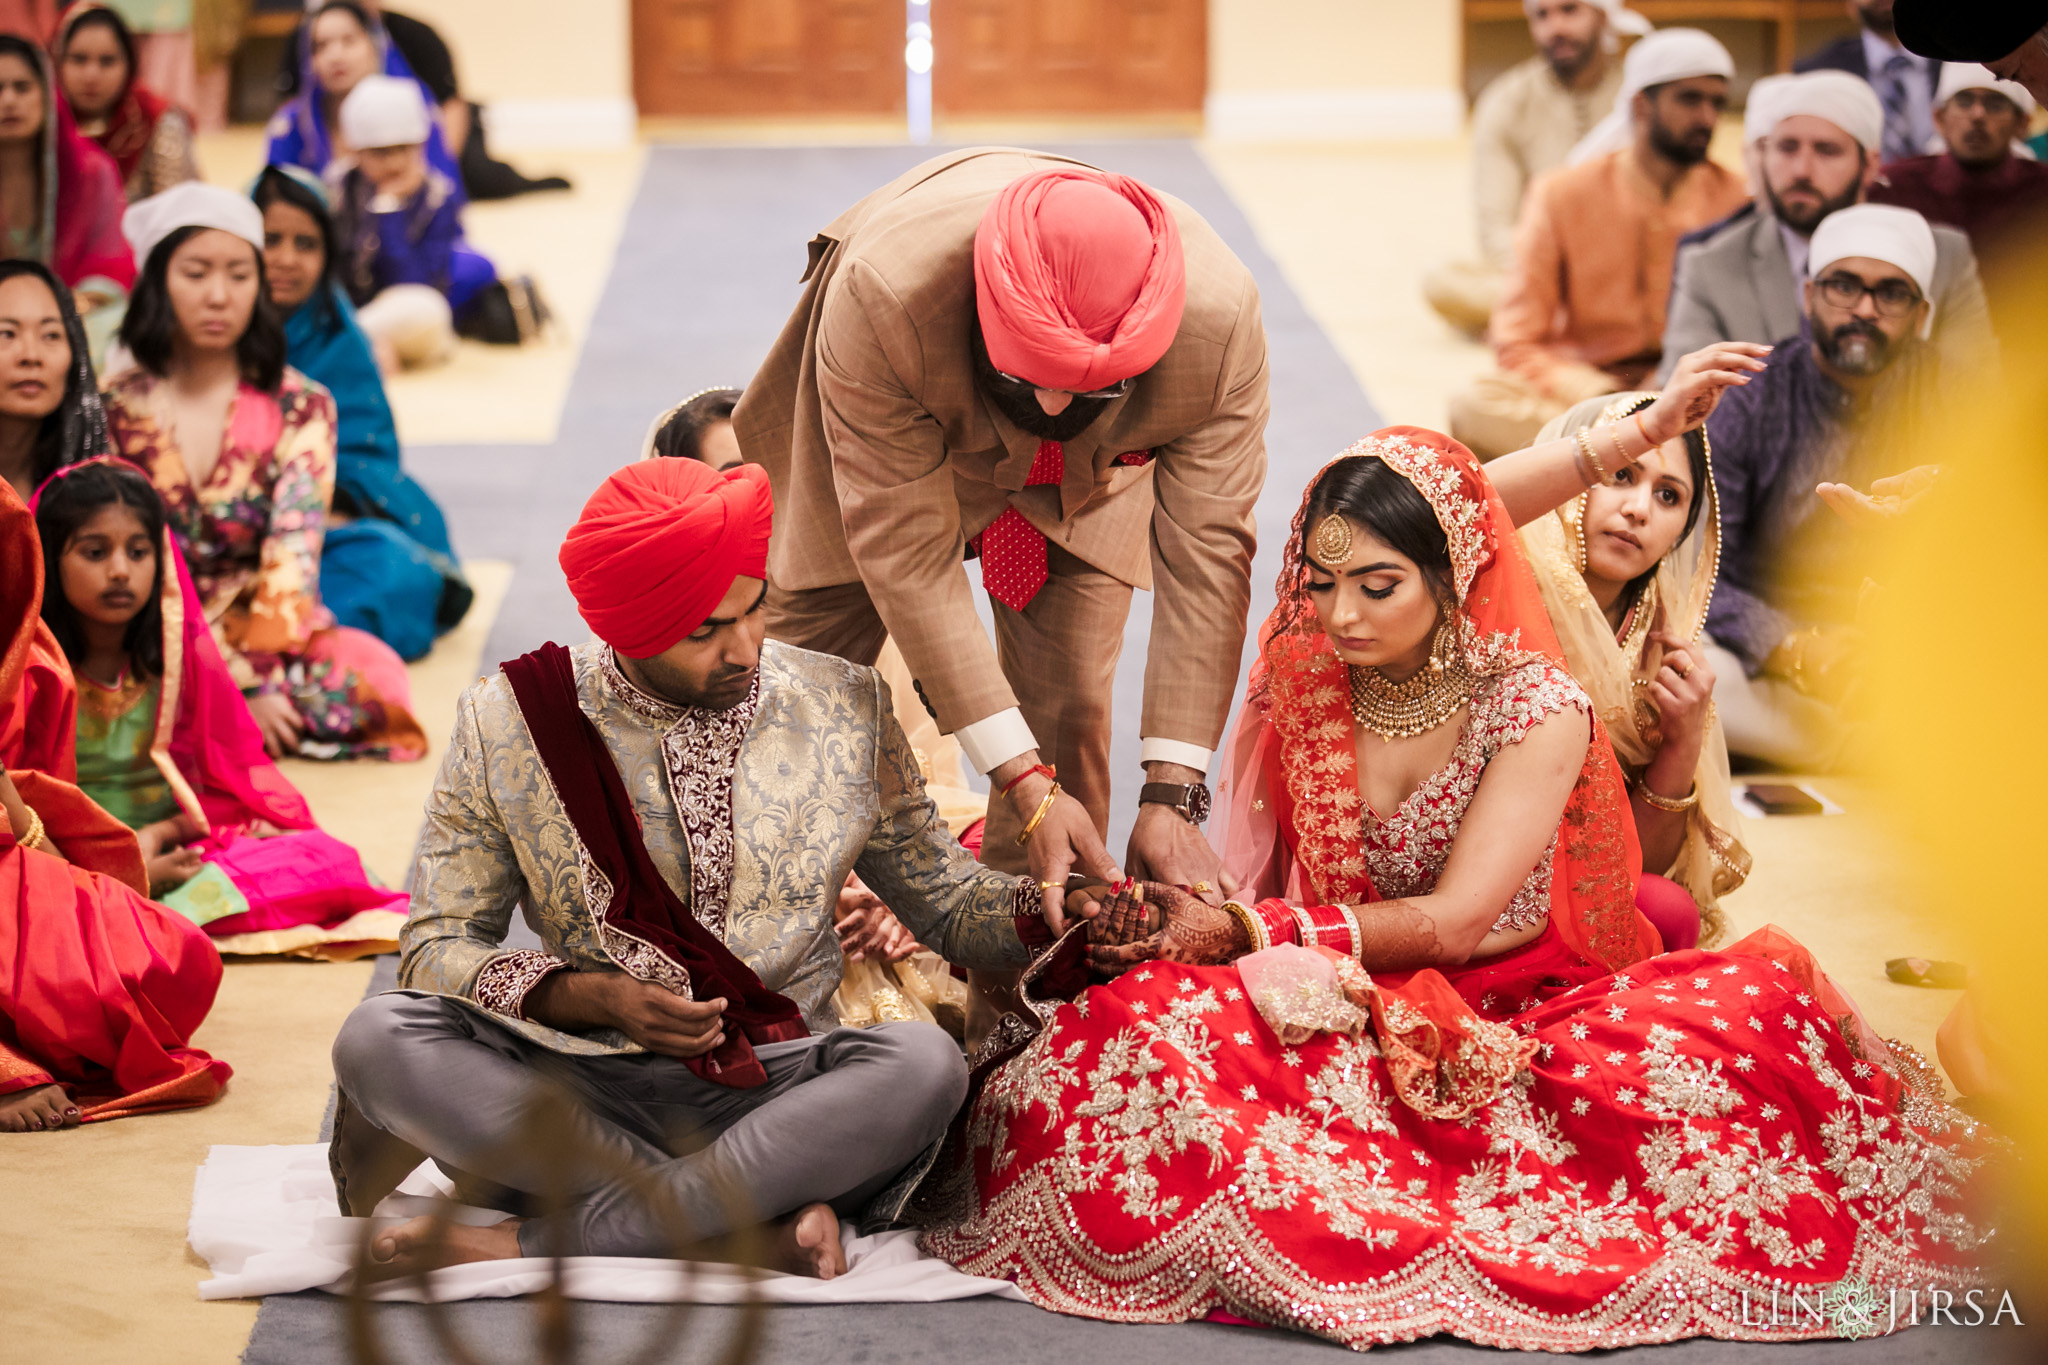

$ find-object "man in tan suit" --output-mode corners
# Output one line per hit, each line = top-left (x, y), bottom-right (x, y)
(735, 148), (1268, 946)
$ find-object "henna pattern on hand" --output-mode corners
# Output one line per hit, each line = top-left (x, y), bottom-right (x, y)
(1350, 899), (1445, 972)
(1086, 882), (1248, 974)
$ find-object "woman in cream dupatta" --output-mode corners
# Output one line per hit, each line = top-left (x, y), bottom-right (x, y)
(1522, 391), (1749, 948)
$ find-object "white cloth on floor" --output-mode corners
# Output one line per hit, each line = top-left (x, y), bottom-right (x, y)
(188, 1143), (1028, 1306)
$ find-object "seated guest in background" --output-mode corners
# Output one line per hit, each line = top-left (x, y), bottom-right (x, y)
(328, 458), (1045, 1277)
(644, 386), (743, 469)
(34, 458), (408, 953)
(1703, 204), (1943, 768)
(54, 4), (198, 203)
(0, 477), (230, 1133)
(331, 75), (506, 370)
(1795, 0), (1940, 164)
(0, 36), (134, 367)
(1448, 29), (1748, 458)
(1660, 69), (1993, 381)
(253, 164), (471, 660)
(1872, 64), (2048, 337)
(265, 0), (461, 196)
(272, 2), (571, 201)
(1423, 0), (1632, 335)
(101, 183), (426, 763)
(1523, 390), (1751, 952)
(0, 259), (112, 503)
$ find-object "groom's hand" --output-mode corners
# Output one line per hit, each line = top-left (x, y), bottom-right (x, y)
(1125, 764), (1225, 899)
(992, 753), (1122, 934)
(527, 971), (728, 1059)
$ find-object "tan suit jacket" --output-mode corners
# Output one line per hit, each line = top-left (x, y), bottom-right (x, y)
(735, 148), (1268, 753)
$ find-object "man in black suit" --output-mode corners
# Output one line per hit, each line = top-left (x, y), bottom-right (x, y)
(1795, 0), (1940, 162)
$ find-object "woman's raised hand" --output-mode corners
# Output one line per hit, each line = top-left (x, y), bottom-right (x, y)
(1640, 343), (1772, 445)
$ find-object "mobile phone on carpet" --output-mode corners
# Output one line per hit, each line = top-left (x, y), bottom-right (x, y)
(1742, 782), (1826, 816)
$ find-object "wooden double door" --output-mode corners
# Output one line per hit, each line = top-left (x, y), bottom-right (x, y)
(633, 0), (1206, 119)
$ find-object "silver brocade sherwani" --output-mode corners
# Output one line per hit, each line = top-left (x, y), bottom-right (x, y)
(397, 639), (1034, 1055)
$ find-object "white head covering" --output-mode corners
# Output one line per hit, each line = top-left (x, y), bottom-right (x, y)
(1567, 28), (1736, 164)
(1523, 0), (1655, 44)
(123, 182), (266, 269)
(1747, 69), (1885, 152)
(1807, 203), (1939, 336)
(1933, 62), (2038, 116)
(339, 73), (431, 149)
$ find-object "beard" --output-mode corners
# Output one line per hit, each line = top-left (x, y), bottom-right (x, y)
(970, 326), (1113, 442)
(623, 650), (757, 711)
(1648, 117), (1713, 166)
(1765, 175), (1863, 235)
(1544, 36), (1596, 82)
(1813, 317), (1896, 376)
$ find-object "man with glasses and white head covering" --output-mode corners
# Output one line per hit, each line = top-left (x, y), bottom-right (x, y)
(734, 150), (1268, 1047)
(1422, 0), (1638, 334)
(1702, 203), (1945, 768)
(1872, 65), (2048, 322)
(1448, 28), (1749, 458)
(1660, 68), (1993, 381)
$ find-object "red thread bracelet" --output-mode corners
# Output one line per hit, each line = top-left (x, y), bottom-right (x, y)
(1000, 762), (1057, 797)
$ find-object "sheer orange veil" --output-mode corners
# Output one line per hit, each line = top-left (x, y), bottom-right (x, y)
(1215, 427), (1660, 973)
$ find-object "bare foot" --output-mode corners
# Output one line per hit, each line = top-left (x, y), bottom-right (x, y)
(364, 1215), (525, 1281)
(774, 1203), (846, 1280)
(0, 1083), (80, 1132)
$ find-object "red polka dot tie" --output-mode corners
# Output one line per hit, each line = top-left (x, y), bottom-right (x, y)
(979, 440), (1064, 612)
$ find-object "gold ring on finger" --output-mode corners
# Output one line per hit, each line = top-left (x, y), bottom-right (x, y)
(1191, 881), (1213, 895)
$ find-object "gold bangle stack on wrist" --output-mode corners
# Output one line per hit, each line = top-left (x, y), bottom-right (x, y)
(15, 806), (47, 852)
(1574, 430), (1607, 485)
(1016, 782), (1062, 846)
(1221, 899), (1267, 954)
(1636, 781), (1699, 813)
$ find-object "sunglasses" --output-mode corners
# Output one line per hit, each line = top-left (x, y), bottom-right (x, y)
(988, 368), (1135, 402)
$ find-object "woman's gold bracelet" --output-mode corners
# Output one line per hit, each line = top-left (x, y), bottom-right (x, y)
(1221, 899), (1267, 954)
(1016, 781), (1062, 846)
(1636, 781), (1699, 813)
(15, 805), (47, 852)
(1574, 429), (1607, 485)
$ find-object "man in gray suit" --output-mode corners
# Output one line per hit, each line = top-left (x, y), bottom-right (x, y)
(1658, 69), (1993, 382)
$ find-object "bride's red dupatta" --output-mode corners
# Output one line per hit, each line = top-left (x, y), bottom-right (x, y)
(502, 643), (806, 1089)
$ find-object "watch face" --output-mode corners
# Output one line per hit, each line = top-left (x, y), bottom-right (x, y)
(1187, 783), (1212, 825)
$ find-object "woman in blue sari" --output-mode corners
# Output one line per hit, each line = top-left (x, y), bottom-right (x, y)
(251, 165), (470, 660)
(262, 1), (462, 199)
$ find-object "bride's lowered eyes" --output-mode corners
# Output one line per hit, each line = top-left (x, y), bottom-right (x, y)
(1306, 571), (1399, 600)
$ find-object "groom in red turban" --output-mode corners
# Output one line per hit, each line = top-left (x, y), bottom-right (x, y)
(735, 149), (1270, 1047)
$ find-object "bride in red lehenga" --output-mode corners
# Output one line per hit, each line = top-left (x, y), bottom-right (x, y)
(920, 427), (1995, 1350)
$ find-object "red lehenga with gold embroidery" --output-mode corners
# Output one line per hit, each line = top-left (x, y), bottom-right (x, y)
(920, 430), (1994, 1349)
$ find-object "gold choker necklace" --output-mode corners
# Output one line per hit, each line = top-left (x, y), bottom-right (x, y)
(1348, 660), (1475, 741)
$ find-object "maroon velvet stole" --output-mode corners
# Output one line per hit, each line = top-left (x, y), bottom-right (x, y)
(501, 643), (806, 1088)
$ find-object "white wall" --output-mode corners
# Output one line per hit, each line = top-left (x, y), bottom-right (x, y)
(395, 0), (635, 148)
(1206, 0), (1464, 142)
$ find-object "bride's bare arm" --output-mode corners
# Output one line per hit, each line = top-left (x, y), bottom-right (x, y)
(1486, 342), (1770, 528)
(1351, 707), (1590, 969)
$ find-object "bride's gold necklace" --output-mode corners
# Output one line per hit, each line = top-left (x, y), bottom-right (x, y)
(1347, 658), (1474, 742)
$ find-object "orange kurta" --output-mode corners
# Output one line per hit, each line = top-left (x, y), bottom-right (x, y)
(1493, 149), (1749, 398)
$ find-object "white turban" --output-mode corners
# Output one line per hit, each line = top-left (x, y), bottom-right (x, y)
(123, 182), (265, 269)
(1933, 62), (2038, 117)
(1523, 0), (1654, 41)
(1747, 69), (1885, 152)
(339, 73), (431, 149)
(1567, 28), (1736, 164)
(1808, 204), (1939, 336)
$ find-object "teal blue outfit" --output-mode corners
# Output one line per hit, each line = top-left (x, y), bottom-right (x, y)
(284, 284), (472, 659)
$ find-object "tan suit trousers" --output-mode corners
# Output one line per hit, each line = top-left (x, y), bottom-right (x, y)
(766, 540), (1133, 877)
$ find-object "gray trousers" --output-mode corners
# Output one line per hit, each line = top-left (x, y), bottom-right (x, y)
(329, 992), (967, 1259)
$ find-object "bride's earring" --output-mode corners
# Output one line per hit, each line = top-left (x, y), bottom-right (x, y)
(1428, 608), (1456, 674)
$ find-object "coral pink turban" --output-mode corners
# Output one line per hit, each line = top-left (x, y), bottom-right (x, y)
(560, 459), (772, 658)
(973, 168), (1187, 393)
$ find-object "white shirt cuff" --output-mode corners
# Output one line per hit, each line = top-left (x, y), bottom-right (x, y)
(954, 708), (1038, 775)
(1139, 737), (1213, 773)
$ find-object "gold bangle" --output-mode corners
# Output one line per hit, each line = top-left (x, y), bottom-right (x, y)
(1637, 781), (1699, 813)
(15, 805), (46, 852)
(1221, 899), (1266, 954)
(1574, 429), (1607, 485)
(1016, 782), (1061, 847)
(1604, 421), (1632, 471)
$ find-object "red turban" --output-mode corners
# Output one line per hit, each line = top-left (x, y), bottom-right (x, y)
(560, 460), (772, 658)
(973, 168), (1187, 393)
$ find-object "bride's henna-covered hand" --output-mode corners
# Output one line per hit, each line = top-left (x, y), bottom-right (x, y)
(1086, 882), (1250, 975)
(1352, 899), (1446, 972)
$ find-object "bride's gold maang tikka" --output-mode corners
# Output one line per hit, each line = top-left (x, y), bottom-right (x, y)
(1312, 513), (1353, 566)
